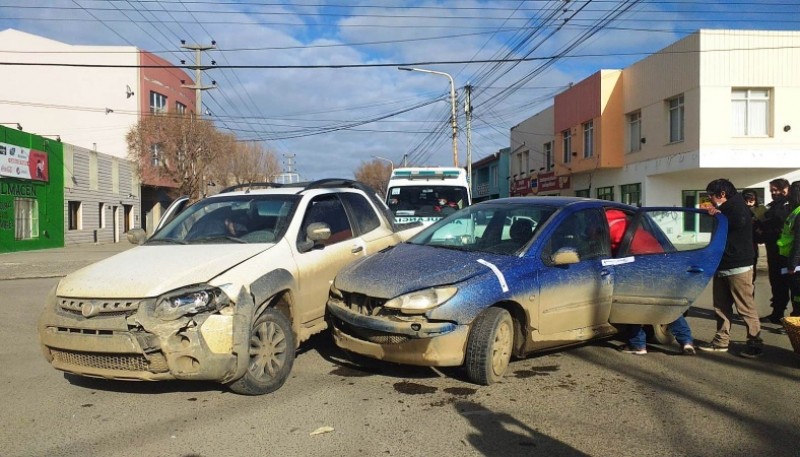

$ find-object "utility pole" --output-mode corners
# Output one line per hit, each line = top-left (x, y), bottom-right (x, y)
(465, 84), (473, 185)
(180, 40), (217, 116)
(180, 40), (216, 197)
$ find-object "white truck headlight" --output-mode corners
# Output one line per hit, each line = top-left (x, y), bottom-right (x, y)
(383, 286), (457, 313)
(155, 285), (230, 321)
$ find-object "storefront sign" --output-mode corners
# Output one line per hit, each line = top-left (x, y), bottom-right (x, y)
(537, 171), (570, 192)
(0, 142), (49, 182)
(510, 178), (531, 196)
(0, 181), (36, 197)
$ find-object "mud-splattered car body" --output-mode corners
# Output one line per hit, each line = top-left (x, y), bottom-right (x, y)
(327, 197), (727, 384)
(38, 180), (422, 394)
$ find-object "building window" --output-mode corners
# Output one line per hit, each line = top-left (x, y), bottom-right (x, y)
(628, 111), (642, 153)
(68, 201), (82, 230)
(490, 164), (498, 188)
(15, 198), (38, 240)
(668, 95), (684, 143)
(150, 91), (167, 114)
(620, 183), (641, 206)
(575, 189), (590, 198)
(596, 186), (614, 201)
(99, 203), (106, 229)
(544, 142), (553, 171)
(732, 88), (769, 136)
(517, 151), (529, 176)
(176, 101), (187, 114)
(583, 121), (594, 158)
(151, 144), (162, 166)
(562, 130), (572, 164)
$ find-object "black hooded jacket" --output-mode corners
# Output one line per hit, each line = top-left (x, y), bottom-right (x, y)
(717, 193), (755, 270)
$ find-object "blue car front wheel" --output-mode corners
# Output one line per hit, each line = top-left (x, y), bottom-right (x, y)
(465, 307), (514, 385)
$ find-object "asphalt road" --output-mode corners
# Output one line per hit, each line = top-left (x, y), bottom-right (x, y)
(1, 274), (799, 457)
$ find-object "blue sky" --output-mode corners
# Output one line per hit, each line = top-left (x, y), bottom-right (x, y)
(1, 1), (800, 179)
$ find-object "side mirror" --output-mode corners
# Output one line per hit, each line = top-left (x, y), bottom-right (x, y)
(126, 228), (147, 245)
(297, 222), (332, 253)
(551, 247), (580, 265)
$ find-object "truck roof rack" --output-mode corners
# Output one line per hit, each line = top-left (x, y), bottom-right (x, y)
(219, 182), (285, 193)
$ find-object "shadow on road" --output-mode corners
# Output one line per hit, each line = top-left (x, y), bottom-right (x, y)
(456, 400), (589, 456)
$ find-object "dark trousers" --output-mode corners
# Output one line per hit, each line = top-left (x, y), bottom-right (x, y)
(765, 241), (790, 314)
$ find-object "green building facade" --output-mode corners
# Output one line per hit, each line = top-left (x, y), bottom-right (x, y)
(0, 125), (65, 253)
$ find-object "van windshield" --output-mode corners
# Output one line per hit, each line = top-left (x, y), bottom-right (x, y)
(386, 185), (470, 220)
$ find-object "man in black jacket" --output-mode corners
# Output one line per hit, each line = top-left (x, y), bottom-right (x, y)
(761, 178), (791, 323)
(698, 179), (763, 358)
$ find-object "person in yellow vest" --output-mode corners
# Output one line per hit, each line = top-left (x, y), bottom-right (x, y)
(776, 181), (800, 318)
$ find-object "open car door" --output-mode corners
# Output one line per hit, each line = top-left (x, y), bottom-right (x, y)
(608, 208), (727, 325)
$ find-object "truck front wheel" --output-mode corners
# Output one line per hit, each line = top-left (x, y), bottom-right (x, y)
(229, 309), (296, 395)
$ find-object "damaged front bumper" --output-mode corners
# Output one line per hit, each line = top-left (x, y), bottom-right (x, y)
(327, 300), (469, 367)
(38, 294), (246, 383)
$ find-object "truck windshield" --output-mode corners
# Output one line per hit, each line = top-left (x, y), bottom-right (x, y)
(386, 185), (470, 221)
(149, 195), (299, 244)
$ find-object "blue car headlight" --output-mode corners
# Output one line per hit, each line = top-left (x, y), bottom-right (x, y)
(154, 284), (230, 321)
(383, 286), (457, 314)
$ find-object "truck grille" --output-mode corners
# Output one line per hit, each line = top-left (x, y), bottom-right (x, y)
(51, 349), (169, 373)
(58, 297), (141, 318)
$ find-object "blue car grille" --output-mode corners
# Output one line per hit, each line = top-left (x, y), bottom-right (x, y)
(343, 292), (385, 316)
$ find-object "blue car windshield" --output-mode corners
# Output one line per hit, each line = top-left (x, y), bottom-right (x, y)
(407, 203), (557, 255)
(149, 195), (300, 244)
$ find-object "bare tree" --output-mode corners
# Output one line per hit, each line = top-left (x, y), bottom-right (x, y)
(354, 159), (392, 195)
(127, 113), (221, 200)
(211, 138), (281, 187)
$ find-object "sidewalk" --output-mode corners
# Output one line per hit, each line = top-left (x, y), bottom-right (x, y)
(0, 242), (134, 280)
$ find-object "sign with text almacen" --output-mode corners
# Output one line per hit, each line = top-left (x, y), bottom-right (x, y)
(0, 142), (49, 182)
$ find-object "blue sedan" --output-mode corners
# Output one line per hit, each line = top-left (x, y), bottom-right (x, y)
(327, 197), (727, 384)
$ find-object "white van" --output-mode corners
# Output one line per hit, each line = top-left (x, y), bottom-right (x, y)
(385, 167), (471, 226)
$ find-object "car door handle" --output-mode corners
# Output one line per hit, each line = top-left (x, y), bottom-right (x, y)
(351, 245), (364, 254)
(687, 266), (704, 273)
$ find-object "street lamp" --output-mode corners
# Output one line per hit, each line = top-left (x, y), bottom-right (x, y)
(398, 66), (458, 168)
(372, 155), (394, 171)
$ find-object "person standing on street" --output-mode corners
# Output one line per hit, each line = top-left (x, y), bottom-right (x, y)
(776, 181), (800, 318)
(761, 179), (791, 323)
(698, 179), (763, 358)
(743, 189), (767, 288)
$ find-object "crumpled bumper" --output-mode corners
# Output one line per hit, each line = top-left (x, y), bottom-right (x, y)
(327, 301), (469, 367)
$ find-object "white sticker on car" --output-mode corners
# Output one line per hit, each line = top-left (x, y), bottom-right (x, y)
(601, 257), (635, 266)
(477, 259), (509, 293)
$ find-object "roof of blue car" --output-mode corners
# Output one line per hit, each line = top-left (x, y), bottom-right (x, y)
(480, 196), (615, 207)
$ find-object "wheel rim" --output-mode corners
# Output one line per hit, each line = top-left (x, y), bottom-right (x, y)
(248, 320), (287, 379)
(491, 319), (513, 376)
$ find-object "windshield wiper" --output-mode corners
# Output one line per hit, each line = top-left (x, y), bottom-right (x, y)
(146, 238), (188, 245)
(190, 236), (247, 244)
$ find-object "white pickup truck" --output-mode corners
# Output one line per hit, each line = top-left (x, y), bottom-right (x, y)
(38, 179), (422, 395)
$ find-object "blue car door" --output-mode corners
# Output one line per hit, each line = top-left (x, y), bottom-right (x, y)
(607, 208), (727, 324)
(537, 207), (614, 335)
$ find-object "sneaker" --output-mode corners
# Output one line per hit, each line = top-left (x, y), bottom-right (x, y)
(619, 345), (647, 355)
(682, 344), (696, 355)
(739, 346), (763, 359)
(697, 342), (729, 352)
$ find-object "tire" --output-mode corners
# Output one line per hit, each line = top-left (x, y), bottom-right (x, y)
(464, 307), (514, 385)
(646, 324), (675, 345)
(229, 309), (296, 395)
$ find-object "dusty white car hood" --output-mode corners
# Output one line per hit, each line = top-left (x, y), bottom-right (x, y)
(57, 244), (273, 298)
